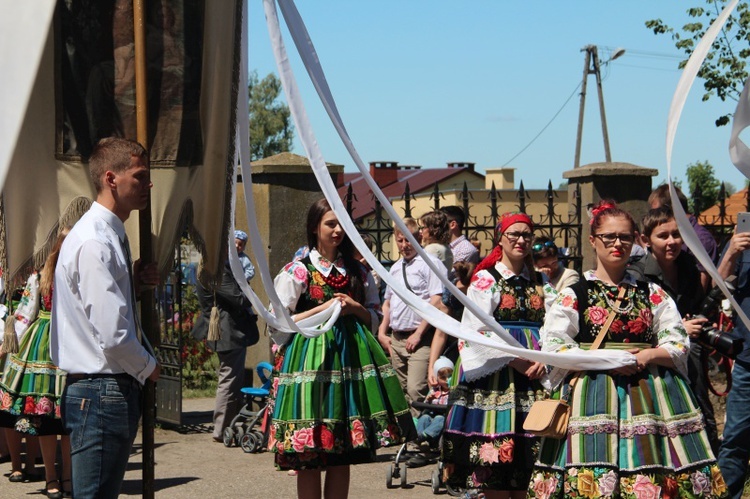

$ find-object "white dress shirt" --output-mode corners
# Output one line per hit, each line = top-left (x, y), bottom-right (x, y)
(384, 254), (445, 331)
(50, 202), (156, 384)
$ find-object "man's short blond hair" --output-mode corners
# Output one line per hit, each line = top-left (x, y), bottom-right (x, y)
(394, 217), (419, 237)
(89, 137), (148, 192)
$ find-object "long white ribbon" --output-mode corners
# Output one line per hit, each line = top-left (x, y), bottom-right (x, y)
(256, 0), (636, 374)
(664, 0), (750, 332)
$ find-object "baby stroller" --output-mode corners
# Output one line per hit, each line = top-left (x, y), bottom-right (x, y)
(222, 361), (273, 453)
(386, 400), (462, 494)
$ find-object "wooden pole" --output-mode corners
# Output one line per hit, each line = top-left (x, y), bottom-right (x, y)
(132, 1), (156, 498)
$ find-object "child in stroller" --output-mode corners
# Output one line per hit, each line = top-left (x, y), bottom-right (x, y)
(406, 356), (453, 468)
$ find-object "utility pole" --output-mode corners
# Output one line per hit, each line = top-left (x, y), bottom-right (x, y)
(573, 45), (624, 168)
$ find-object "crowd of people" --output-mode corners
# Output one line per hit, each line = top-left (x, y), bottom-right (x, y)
(1, 136), (749, 499)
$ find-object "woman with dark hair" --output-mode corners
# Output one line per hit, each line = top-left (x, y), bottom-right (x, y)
(529, 200), (726, 499)
(531, 236), (579, 292)
(419, 210), (453, 272)
(442, 212), (556, 498)
(268, 199), (414, 499)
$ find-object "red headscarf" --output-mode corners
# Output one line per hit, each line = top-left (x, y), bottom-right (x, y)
(473, 213), (533, 276)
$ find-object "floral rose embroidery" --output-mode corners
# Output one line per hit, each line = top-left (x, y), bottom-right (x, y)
(312, 272), (326, 286)
(577, 469), (599, 499)
(649, 292), (663, 305)
(627, 319), (647, 335)
(529, 294), (544, 310)
(690, 469), (710, 496)
(478, 442), (499, 464)
(500, 294), (516, 309)
(633, 474), (661, 499)
(0, 391), (11, 411)
(498, 438), (514, 463)
(597, 470), (617, 496)
(472, 273), (495, 292)
(36, 397), (53, 416)
(315, 425), (335, 451)
(292, 265), (308, 283)
(711, 465), (727, 496)
(639, 308), (653, 327)
(471, 466), (491, 486)
(309, 285), (325, 301)
(662, 476), (678, 499)
(24, 396), (36, 415)
(291, 427), (314, 453)
(350, 419), (366, 447)
(532, 474), (558, 499)
(587, 306), (608, 325)
(267, 431), (278, 452)
(609, 320), (624, 334)
(560, 295), (576, 309)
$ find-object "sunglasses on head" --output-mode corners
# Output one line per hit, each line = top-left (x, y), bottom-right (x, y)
(532, 241), (557, 252)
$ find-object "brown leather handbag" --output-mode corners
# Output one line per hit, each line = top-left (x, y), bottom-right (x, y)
(523, 287), (625, 439)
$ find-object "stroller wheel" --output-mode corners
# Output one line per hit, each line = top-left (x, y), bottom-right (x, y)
(252, 430), (265, 451)
(240, 432), (258, 453)
(431, 469), (441, 494)
(235, 427), (246, 447)
(385, 464), (394, 488)
(223, 427), (236, 447)
(400, 465), (408, 487)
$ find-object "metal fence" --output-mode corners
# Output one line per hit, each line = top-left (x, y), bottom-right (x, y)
(343, 180), (584, 274)
(698, 183), (749, 252)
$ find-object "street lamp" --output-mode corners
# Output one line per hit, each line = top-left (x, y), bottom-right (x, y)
(573, 45), (625, 168)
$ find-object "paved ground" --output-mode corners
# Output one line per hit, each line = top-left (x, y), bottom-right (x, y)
(0, 398), (444, 498)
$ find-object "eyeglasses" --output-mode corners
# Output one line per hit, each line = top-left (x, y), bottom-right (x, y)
(417, 225), (427, 231)
(532, 241), (557, 252)
(504, 231), (534, 243)
(593, 233), (635, 246)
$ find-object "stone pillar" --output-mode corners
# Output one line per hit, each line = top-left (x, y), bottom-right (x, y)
(563, 162), (658, 270)
(234, 152), (343, 378)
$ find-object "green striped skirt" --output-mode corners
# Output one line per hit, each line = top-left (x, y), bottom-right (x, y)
(270, 316), (416, 470)
(529, 343), (728, 498)
(0, 311), (67, 435)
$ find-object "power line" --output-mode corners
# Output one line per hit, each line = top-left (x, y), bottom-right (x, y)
(501, 82), (582, 167)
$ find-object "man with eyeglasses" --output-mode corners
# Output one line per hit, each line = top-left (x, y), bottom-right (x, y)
(531, 236), (579, 291)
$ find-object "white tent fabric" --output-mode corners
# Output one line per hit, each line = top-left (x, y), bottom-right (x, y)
(0, 2), (56, 193)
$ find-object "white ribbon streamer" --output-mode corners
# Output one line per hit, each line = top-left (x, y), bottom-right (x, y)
(258, 0), (636, 375)
(664, 0), (750, 333)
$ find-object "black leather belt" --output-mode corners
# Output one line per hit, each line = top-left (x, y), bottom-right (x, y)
(392, 329), (416, 337)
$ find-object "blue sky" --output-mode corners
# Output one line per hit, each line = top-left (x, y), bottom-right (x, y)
(248, 1), (749, 191)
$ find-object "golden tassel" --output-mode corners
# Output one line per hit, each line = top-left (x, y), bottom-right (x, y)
(207, 294), (221, 342)
(2, 314), (18, 355)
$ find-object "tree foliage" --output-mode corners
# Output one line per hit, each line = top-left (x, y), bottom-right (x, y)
(249, 71), (294, 160)
(645, 1), (750, 126)
(686, 160), (722, 213)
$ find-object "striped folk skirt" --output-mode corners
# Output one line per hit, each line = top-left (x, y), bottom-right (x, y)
(0, 311), (66, 435)
(442, 321), (546, 491)
(529, 355), (728, 499)
(269, 315), (415, 471)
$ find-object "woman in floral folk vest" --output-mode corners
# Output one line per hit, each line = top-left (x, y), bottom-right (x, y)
(268, 199), (415, 499)
(442, 212), (557, 497)
(529, 200), (727, 499)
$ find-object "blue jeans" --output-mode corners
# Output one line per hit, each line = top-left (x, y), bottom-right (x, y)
(416, 413), (445, 443)
(62, 376), (142, 499)
(718, 360), (750, 499)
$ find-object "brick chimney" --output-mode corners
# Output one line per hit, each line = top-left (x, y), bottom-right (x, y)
(447, 162), (475, 172)
(369, 161), (400, 187)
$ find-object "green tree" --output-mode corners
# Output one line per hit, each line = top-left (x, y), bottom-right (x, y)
(645, 1), (750, 126)
(686, 160), (722, 213)
(249, 71), (294, 160)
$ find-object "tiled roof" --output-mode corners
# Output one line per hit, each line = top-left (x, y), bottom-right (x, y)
(699, 187), (748, 223)
(338, 166), (483, 220)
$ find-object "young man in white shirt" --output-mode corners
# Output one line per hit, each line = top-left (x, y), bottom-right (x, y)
(51, 137), (160, 499)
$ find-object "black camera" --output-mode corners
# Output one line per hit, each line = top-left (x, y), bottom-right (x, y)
(695, 278), (744, 360)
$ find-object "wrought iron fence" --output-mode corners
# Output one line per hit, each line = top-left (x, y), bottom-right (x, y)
(344, 180), (583, 274)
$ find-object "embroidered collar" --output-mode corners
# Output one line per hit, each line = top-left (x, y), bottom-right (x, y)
(493, 261), (531, 281)
(310, 248), (347, 277)
(583, 269), (637, 287)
